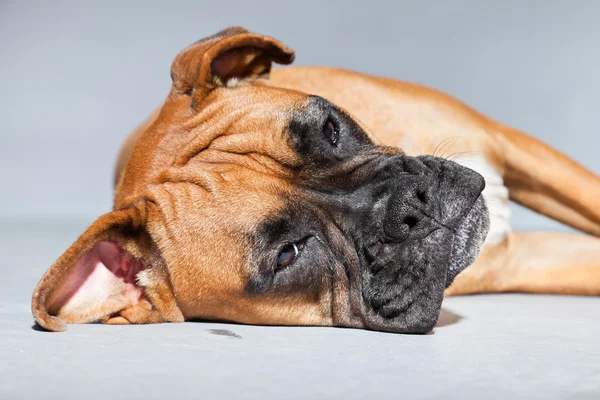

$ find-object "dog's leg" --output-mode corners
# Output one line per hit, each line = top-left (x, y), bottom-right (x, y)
(135, 265), (185, 323)
(496, 123), (600, 236)
(446, 231), (600, 296)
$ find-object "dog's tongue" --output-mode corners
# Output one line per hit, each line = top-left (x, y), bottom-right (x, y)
(446, 196), (489, 287)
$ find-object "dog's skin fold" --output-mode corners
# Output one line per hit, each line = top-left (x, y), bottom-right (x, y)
(32, 27), (600, 333)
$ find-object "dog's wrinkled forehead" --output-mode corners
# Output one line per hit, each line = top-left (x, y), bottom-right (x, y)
(176, 87), (310, 168)
(121, 87), (377, 208)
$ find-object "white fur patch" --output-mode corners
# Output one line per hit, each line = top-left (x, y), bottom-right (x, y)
(458, 156), (511, 245)
(135, 269), (152, 288)
(225, 77), (241, 88)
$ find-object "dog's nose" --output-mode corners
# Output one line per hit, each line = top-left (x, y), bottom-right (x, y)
(383, 175), (436, 243)
(382, 156), (486, 243)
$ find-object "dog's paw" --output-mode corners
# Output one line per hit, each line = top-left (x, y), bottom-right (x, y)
(101, 300), (166, 325)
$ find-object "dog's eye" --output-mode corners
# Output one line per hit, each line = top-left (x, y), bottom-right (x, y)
(275, 238), (308, 270)
(276, 243), (298, 269)
(322, 119), (338, 146)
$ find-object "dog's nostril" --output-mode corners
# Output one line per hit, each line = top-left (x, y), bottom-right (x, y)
(403, 216), (418, 229)
(416, 190), (427, 204)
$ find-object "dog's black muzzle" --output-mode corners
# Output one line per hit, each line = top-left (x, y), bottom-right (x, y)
(354, 155), (489, 333)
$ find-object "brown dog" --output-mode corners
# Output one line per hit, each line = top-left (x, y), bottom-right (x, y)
(32, 27), (600, 334)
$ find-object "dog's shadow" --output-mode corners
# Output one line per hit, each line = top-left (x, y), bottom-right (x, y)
(435, 308), (462, 328)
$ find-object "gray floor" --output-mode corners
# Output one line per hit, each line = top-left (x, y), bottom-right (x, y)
(1, 219), (599, 399)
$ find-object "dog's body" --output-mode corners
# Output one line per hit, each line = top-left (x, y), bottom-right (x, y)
(33, 28), (600, 334)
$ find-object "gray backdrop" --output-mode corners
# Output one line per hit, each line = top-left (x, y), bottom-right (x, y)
(1, 0), (599, 231)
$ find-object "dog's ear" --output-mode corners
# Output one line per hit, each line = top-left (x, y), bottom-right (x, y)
(31, 204), (177, 331)
(170, 26), (295, 102)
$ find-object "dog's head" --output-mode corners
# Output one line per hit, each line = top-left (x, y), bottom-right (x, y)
(32, 27), (489, 333)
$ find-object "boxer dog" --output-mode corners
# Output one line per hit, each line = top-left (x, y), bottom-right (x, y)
(32, 27), (600, 333)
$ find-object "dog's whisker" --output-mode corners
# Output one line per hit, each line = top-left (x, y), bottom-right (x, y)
(432, 136), (460, 158)
(432, 137), (455, 158)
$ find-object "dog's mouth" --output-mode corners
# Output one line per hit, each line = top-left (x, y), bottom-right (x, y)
(446, 195), (489, 286)
(354, 194), (489, 334)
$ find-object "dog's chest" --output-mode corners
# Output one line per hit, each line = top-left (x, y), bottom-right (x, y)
(458, 155), (511, 245)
